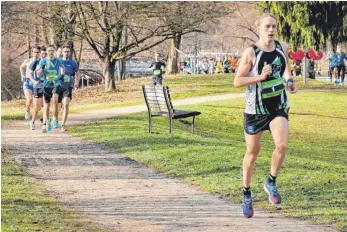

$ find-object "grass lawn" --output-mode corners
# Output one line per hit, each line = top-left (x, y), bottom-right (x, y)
(2, 73), (343, 123)
(69, 90), (347, 231)
(1, 151), (110, 232)
(1, 74), (240, 123)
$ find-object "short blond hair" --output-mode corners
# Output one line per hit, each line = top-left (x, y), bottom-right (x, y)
(255, 13), (277, 27)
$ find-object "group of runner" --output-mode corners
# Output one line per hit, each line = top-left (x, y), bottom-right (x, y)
(20, 45), (79, 132)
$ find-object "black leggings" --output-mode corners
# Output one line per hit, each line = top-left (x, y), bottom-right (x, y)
(337, 65), (345, 82)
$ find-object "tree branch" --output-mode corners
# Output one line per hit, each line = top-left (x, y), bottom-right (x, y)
(229, 35), (257, 43)
(74, 2), (103, 59)
(236, 24), (259, 39)
(9, 48), (30, 63)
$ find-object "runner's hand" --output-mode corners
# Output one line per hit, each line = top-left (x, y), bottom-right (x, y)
(34, 80), (39, 86)
(259, 62), (272, 81)
(288, 82), (297, 94)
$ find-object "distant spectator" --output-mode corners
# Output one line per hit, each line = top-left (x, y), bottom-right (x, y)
(149, 53), (166, 85)
(181, 58), (193, 74)
(199, 57), (210, 74)
(223, 55), (230, 73)
(328, 51), (338, 83)
(336, 45), (346, 85)
(294, 59), (302, 76)
(209, 58), (215, 74)
(215, 58), (223, 73)
(230, 55), (239, 73)
(308, 59), (315, 79)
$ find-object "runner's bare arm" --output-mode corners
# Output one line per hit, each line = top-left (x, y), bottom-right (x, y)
(281, 42), (292, 82)
(281, 42), (297, 93)
(36, 60), (44, 78)
(36, 69), (44, 78)
(61, 65), (65, 75)
(28, 70), (37, 84)
(234, 47), (270, 88)
(19, 59), (28, 80)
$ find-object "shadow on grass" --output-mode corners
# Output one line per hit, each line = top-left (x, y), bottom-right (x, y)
(194, 166), (241, 177)
(1, 199), (62, 208)
(79, 114), (346, 167)
(290, 112), (347, 120)
(1, 115), (23, 122)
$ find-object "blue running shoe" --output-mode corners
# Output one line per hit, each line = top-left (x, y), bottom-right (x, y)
(52, 119), (59, 129)
(242, 193), (254, 218)
(46, 119), (52, 132)
(264, 181), (281, 204)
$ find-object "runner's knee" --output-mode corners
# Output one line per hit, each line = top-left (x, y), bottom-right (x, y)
(245, 145), (261, 162)
(274, 143), (287, 154)
(34, 102), (42, 112)
(63, 100), (70, 108)
(53, 95), (59, 104)
(244, 152), (258, 163)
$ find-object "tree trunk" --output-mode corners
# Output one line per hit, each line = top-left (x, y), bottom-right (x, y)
(66, 1), (75, 59)
(42, 17), (49, 44)
(27, 31), (31, 58)
(121, 27), (127, 80)
(48, 4), (55, 45)
(121, 59), (126, 80)
(116, 60), (126, 81)
(103, 57), (116, 92)
(35, 25), (40, 45)
(166, 33), (182, 74)
(76, 39), (83, 65)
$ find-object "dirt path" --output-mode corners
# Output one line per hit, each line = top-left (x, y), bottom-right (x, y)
(2, 93), (336, 232)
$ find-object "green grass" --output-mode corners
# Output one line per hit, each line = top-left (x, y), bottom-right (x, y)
(4, 73), (341, 123)
(69, 90), (347, 231)
(2, 73), (241, 123)
(1, 151), (109, 232)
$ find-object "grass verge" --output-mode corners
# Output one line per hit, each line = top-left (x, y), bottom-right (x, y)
(1, 150), (109, 232)
(69, 90), (347, 231)
(1, 74), (240, 123)
(3, 73), (344, 123)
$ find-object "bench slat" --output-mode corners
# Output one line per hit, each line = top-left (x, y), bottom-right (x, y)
(148, 103), (168, 108)
(145, 91), (165, 96)
(145, 96), (166, 101)
(147, 100), (167, 105)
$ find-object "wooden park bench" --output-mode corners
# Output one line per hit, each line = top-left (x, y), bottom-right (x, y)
(142, 85), (201, 135)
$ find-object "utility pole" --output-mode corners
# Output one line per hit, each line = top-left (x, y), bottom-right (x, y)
(303, 47), (308, 85)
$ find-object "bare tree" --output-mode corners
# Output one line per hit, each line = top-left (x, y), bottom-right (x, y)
(154, 2), (233, 74)
(181, 2), (260, 56)
(73, 2), (221, 91)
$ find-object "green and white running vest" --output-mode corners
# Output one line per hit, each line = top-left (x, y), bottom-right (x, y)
(245, 41), (289, 114)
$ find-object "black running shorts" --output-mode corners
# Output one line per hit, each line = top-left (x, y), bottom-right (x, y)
(152, 76), (163, 85)
(33, 88), (43, 98)
(43, 87), (54, 103)
(244, 109), (289, 135)
(53, 85), (73, 102)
